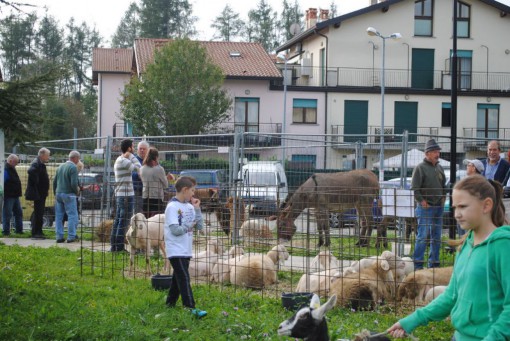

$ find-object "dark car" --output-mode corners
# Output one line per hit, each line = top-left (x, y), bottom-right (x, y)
(78, 173), (104, 209)
(169, 169), (228, 210)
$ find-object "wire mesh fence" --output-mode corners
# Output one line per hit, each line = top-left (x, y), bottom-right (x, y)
(4, 131), (509, 311)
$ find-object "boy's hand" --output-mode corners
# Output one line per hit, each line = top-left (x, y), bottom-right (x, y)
(191, 197), (200, 209)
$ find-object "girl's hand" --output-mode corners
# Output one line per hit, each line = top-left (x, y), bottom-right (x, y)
(387, 322), (406, 338)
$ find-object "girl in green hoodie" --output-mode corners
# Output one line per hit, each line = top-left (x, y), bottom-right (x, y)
(388, 175), (510, 340)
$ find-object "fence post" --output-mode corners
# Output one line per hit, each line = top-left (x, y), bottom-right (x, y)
(395, 130), (410, 257)
(104, 136), (113, 220)
(231, 130), (243, 245)
(355, 141), (364, 169)
(0, 130), (4, 224)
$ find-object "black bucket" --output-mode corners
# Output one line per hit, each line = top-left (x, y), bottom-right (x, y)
(151, 274), (172, 291)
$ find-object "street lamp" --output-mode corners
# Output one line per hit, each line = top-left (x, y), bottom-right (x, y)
(367, 27), (401, 182)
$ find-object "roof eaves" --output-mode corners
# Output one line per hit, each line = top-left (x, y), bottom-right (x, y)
(276, 0), (405, 52)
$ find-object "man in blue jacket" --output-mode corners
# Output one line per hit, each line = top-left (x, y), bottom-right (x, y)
(2, 154), (23, 235)
(482, 140), (510, 184)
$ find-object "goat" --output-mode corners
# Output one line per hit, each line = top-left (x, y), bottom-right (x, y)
(189, 238), (224, 277)
(278, 294), (337, 341)
(230, 244), (289, 289)
(126, 213), (170, 276)
(398, 266), (453, 302)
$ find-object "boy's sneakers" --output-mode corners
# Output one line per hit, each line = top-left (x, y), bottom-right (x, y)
(191, 308), (207, 318)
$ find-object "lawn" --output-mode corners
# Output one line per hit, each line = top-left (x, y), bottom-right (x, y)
(0, 242), (456, 340)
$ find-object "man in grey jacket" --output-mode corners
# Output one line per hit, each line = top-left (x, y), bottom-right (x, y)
(411, 139), (446, 270)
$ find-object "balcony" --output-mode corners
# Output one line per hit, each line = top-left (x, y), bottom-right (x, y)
(330, 125), (439, 149)
(272, 65), (510, 92)
(463, 128), (510, 150)
(199, 123), (283, 147)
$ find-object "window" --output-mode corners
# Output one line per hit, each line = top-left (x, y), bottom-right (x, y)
(235, 98), (259, 132)
(414, 0), (433, 36)
(477, 104), (499, 140)
(293, 99), (317, 124)
(451, 50), (472, 89)
(442, 103), (451, 127)
(457, 1), (470, 38)
(291, 155), (317, 168)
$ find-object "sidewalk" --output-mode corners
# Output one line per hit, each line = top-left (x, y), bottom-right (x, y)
(1, 235), (96, 252)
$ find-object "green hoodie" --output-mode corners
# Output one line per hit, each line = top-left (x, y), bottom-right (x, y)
(400, 226), (510, 340)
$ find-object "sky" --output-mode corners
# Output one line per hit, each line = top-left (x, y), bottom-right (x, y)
(14, 0), (365, 44)
(6, 0), (510, 45)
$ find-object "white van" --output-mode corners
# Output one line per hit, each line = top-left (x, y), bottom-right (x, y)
(240, 161), (288, 216)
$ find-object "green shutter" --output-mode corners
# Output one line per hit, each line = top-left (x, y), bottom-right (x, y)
(293, 99), (317, 108)
(411, 48), (435, 89)
(394, 102), (418, 142)
(344, 100), (368, 143)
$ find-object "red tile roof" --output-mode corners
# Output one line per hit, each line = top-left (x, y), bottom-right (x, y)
(133, 38), (282, 79)
(92, 48), (133, 85)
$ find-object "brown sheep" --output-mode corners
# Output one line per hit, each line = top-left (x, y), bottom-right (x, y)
(397, 266), (453, 302)
(329, 258), (392, 311)
(230, 245), (289, 289)
(96, 219), (114, 242)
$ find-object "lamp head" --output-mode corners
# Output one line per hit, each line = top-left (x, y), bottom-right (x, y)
(390, 33), (402, 40)
(366, 27), (379, 37)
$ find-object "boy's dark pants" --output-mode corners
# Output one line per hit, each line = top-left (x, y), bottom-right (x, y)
(166, 257), (195, 308)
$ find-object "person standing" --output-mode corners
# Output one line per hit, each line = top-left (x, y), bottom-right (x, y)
(132, 141), (149, 214)
(25, 148), (50, 240)
(2, 154), (23, 236)
(388, 175), (510, 340)
(410, 139), (446, 270)
(482, 140), (510, 184)
(111, 139), (141, 252)
(140, 147), (173, 217)
(164, 176), (206, 318)
(53, 151), (81, 243)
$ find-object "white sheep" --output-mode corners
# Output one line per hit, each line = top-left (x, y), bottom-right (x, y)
(239, 216), (277, 241)
(230, 244), (289, 289)
(425, 285), (447, 303)
(295, 251), (342, 296)
(310, 250), (340, 271)
(210, 246), (245, 284)
(189, 238), (224, 277)
(126, 213), (170, 276)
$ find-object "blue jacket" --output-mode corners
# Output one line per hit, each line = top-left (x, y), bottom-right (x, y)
(482, 158), (510, 185)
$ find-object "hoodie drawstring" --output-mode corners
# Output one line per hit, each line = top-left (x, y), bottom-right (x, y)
(486, 239), (493, 323)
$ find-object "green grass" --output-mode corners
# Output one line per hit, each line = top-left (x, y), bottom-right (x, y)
(0, 242), (455, 340)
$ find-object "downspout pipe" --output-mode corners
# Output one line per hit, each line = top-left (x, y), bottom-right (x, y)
(315, 29), (329, 169)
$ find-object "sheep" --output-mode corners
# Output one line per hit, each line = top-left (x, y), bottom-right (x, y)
(210, 246), (245, 284)
(96, 219), (113, 242)
(278, 294), (337, 341)
(189, 238), (224, 277)
(239, 216), (276, 240)
(424, 285), (447, 303)
(329, 258), (393, 311)
(295, 251), (342, 296)
(230, 244), (289, 289)
(126, 213), (169, 276)
(397, 266), (453, 302)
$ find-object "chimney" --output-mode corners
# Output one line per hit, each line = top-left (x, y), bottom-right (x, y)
(306, 8), (318, 29)
(320, 9), (329, 21)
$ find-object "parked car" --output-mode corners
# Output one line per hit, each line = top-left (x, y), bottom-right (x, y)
(169, 169), (228, 210)
(78, 173), (104, 209)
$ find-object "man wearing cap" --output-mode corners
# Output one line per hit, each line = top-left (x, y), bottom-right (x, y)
(464, 159), (484, 176)
(482, 140), (510, 184)
(410, 139), (446, 270)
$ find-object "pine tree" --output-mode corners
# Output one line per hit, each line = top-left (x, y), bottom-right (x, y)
(112, 2), (140, 48)
(211, 5), (245, 42)
(246, 0), (278, 51)
(280, 0), (303, 42)
(139, 0), (197, 39)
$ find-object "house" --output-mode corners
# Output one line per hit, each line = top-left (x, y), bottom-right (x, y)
(94, 40), (313, 162)
(275, 0), (510, 169)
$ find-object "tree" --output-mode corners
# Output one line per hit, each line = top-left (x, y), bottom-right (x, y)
(329, 1), (338, 19)
(112, 1), (140, 48)
(0, 69), (60, 144)
(211, 5), (244, 42)
(121, 39), (232, 136)
(36, 14), (64, 62)
(246, 0), (278, 51)
(0, 13), (37, 80)
(279, 0), (303, 42)
(139, 0), (197, 39)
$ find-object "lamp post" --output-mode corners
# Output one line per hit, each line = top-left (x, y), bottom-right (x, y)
(367, 27), (402, 183)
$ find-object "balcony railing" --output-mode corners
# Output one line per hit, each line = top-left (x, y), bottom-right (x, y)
(273, 65), (510, 92)
(463, 128), (510, 150)
(330, 125), (439, 147)
(200, 122), (283, 147)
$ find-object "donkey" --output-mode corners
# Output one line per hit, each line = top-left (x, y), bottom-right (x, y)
(277, 169), (380, 247)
